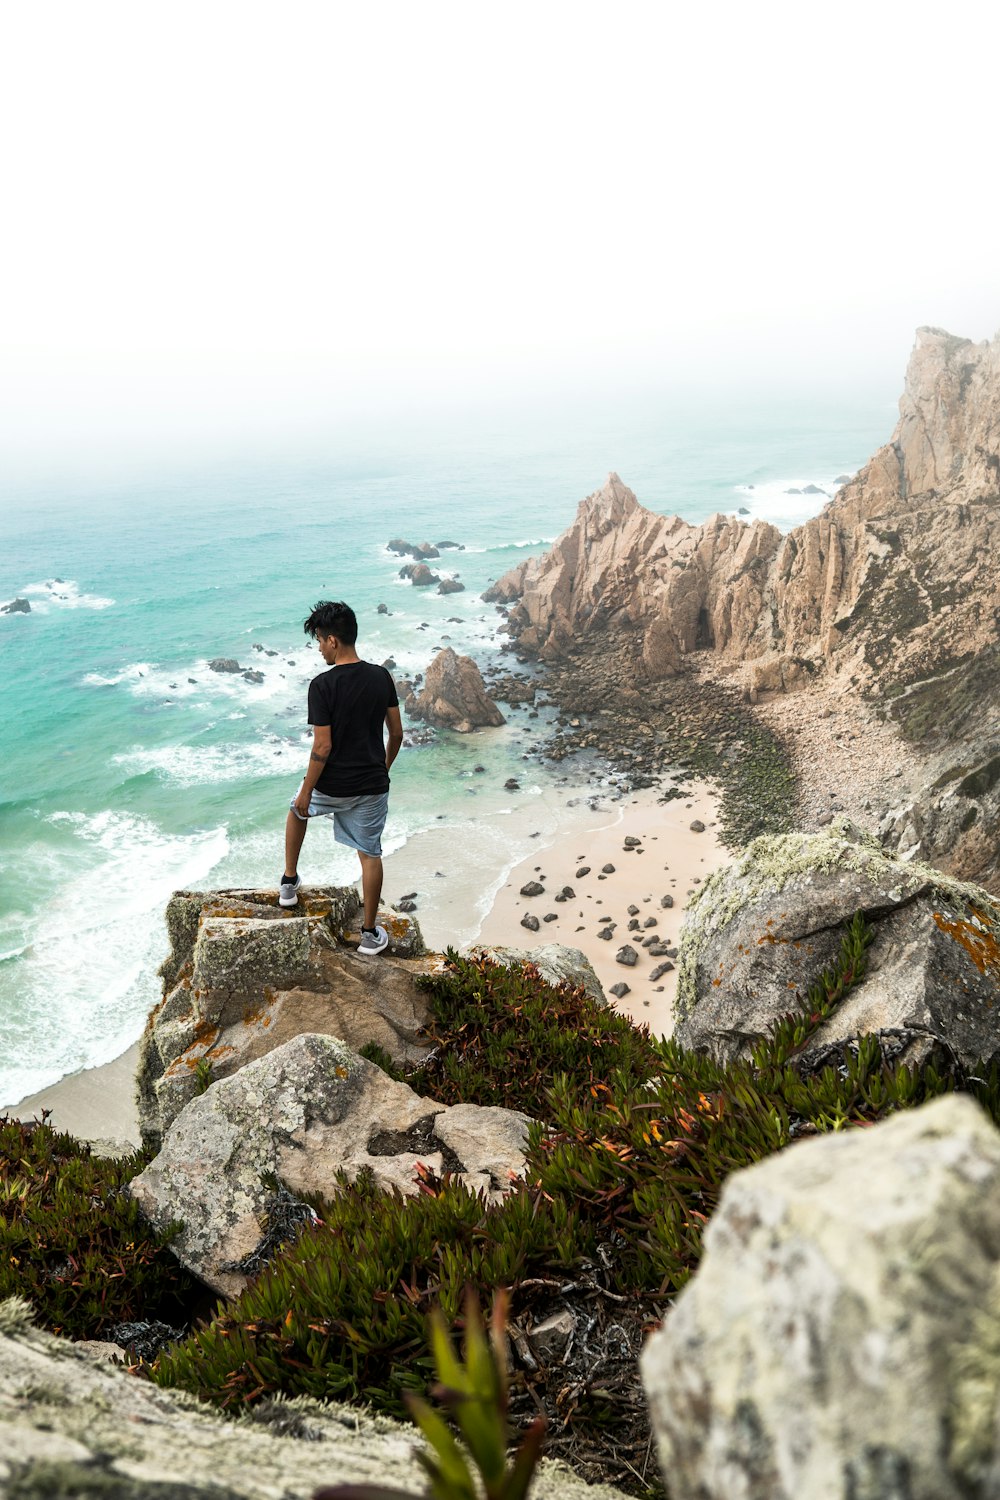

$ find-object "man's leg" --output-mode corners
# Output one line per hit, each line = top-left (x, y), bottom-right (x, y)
(284, 809), (308, 877)
(358, 852), (383, 930)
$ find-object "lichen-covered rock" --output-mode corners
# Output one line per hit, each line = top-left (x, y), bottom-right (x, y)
(138, 887), (430, 1150)
(0, 1300), (628, 1500)
(641, 1094), (1000, 1500)
(674, 820), (1000, 1069)
(477, 943), (607, 1008)
(409, 647), (506, 732)
(129, 1033), (532, 1295)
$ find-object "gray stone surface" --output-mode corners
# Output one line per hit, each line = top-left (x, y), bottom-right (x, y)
(130, 1034), (531, 1295)
(674, 821), (1000, 1068)
(0, 1300), (628, 1500)
(478, 942), (607, 1007)
(641, 1094), (1000, 1500)
(139, 887), (430, 1149)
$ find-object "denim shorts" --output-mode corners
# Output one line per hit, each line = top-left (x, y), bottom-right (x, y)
(290, 784), (389, 857)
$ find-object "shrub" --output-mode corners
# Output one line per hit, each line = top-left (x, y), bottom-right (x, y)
(0, 1115), (197, 1340)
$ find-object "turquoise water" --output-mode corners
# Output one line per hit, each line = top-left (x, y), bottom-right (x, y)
(0, 392), (895, 1103)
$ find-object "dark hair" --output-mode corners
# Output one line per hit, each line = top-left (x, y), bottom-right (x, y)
(303, 600), (358, 644)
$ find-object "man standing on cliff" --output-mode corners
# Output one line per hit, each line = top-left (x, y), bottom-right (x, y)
(279, 600), (403, 956)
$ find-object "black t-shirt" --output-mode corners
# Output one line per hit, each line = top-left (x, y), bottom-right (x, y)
(307, 661), (399, 796)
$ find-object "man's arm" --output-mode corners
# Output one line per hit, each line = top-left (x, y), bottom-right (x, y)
(385, 707), (403, 770)
(294, 725), (333, 816)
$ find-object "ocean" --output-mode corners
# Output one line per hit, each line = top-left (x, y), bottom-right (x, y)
(0, 389), (895, 1105)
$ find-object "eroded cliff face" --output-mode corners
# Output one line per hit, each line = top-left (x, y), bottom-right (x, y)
(490, 326), (1000, 695)
(489, 326), (1000, 890)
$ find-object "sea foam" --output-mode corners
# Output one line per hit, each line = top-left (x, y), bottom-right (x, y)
(0, 810), (228, 1107)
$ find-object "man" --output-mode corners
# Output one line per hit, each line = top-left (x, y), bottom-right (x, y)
(279, 599), (403, 956)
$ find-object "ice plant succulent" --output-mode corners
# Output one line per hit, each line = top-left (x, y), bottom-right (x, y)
(314, 1289), (546, 1500)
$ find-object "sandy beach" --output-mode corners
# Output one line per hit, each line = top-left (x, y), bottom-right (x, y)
(475, 780), (727, 1034)
(4, 775), (730, 1146)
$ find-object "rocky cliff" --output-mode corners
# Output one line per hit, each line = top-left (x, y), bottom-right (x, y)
(489, 327), (1000, 889)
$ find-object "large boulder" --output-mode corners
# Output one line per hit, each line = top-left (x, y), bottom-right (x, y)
(478, 943), (608, 1008)
(1, 596), (30, 614)
(138, 887), (430, 1150)
(674, 820), (1000, 1069)
(0, 1299), (626, 1500)
(409, 647), (506, 732)
(641, 1094), (1000, 1500)
(129, 1033), (532, 1296)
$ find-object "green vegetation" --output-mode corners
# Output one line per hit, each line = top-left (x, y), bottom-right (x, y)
(0, 1116), (195, 1339)
(149, 926), (1000, 1477)
(315, 1292), (545, 1500)
(8, 929), (1000, 1493)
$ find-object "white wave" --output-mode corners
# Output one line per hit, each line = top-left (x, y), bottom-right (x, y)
(460, 536), (556, 555)
(0, 810), (228, 1107)
(18, 578), (115, 611)
(82, 653), (311, 704)
(113, 737), (305, 788)
(82, 662), (156, 688)
(729, 475), (850, 532)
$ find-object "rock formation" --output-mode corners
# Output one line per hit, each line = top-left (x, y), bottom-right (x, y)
(0, 1298), (623, 1500)
(408, 647), (506, 732)
(399, 561), (440, 586)
(0, 597), (30, 614)
(130, 1033), (532, 1295)
(489, 327), (1000, 889)
(138, 887), (429, 1150)
(478, 943), (607, 1008)
(641, 1093), (1000, 1500)
(674, 820), (1000, 1068)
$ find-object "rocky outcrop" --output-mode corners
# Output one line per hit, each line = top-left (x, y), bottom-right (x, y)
(489, 328), (1000, 888)
(388, 538), (440, 560)
(138, 887), (430, 1150)
(408, 647), (506, 732)
(478, 943), (607, 1008)
(399, 561), (440, 586)
(0, 597), (30, 614)
(130, 1033), (532, 1296)
(0, 1298), (623, 1500)
(641, 1094), (1000, 1500)
(674, 821), (1000, 1068)
(491, 329), (1000, 694)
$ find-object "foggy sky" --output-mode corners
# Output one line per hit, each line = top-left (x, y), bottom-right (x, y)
(1, 0), (997, 466)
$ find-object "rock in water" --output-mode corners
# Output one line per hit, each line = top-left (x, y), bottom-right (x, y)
(673, 820), (1000, 1070)
(438, 577), (465, 594)
(408, 647), (505, 732)
(130, 1034), (532, 1296)
(209, 657), (241, 673)
(0, 597), (30, 614)
(641, 1094), (1000, 1500)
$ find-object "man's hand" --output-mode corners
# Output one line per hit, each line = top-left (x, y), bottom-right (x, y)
(293, 787), (312, 820)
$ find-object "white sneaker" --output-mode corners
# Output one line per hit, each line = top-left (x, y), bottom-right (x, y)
(279, 874), (301, 908)
(358, 924), (389, 956)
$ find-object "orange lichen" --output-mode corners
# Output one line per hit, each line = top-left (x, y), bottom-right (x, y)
(933, 908), (1000, 978)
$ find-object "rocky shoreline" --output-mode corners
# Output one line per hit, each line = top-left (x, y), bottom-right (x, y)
(484, 632), (797, 851)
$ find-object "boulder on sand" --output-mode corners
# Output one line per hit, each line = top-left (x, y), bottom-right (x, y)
(138, 887), (429, 1150)
(408, 648), (505, 732)
(129, 1033), (532, 1296)
(641, 1094), (1000, 1500)
(674, 819), (1000, 1070)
